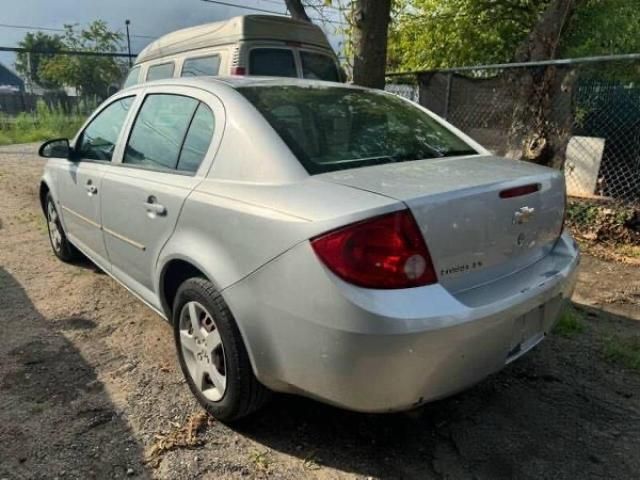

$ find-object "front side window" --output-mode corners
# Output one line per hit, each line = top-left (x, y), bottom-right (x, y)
(146, 62), (175, 81)
(249, 48), (297, 78)
(77, 97), (134, 161)
(181, 55), (221, 77)
(238, 86), (477, 174)
(122, 66), (140, 88)
(300, 51), (339, 82)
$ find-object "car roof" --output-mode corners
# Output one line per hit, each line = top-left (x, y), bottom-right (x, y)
(121, 76), (369, 94)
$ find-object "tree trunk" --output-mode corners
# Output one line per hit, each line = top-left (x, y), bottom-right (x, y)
(351, 0), (392, 89)
(515, 0), (581, 63)
(509, 0), (583, 167)
(284, 0), (312, 22)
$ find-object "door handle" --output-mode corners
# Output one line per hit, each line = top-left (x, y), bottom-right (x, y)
(85, 180), (97, 195)
(144, 196), (166, 216)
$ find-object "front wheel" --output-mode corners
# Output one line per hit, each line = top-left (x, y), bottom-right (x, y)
(45, 193), (79, 262)
(173, 277), (270, 422)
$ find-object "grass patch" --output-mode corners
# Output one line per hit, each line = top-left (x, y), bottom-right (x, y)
(618, 244), (640, 259)
(604, 335), (640, 371)
(0, 100), (91, 146)
(553, 306), (586, 337)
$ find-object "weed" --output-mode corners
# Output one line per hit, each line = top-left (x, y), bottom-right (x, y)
(249, 449), (273, 472)
(604, 335), (640, 371)
(566, 202), (600, 226)
(303, 452), (321, 471)
(146, 412), (212, 467)
(553, 306), (585, 337)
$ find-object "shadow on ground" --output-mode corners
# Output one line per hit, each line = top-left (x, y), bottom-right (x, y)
(0, 267), (147, 479)
(236, 303), (640, 479)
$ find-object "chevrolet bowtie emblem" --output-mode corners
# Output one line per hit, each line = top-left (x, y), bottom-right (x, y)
(513, 206), (535, 224)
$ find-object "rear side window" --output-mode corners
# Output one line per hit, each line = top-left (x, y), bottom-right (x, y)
(77, 97), (134, 161)
(300, 51), (339, 82)
(122, 66), (140, 88)
(178, 104), (215, 172)
(124, 94), (214, 173)
(249, 48), (297, 77)
(146, 62), (175, 81)
(181, 55), (221, 77)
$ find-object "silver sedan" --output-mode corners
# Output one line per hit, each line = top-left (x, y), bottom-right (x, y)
(38, 77), (579, 421)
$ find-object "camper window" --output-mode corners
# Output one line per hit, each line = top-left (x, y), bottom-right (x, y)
(300, 51), (339, 82)
(147, 62), (175, 81)
(181, 55), (221, 77)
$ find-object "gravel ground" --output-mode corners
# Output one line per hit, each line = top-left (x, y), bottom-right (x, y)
(1, 144), (639, 480)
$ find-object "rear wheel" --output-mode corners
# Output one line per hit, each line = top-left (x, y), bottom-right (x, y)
(45, 193), (79, 262)
(173, 277), (270, 422)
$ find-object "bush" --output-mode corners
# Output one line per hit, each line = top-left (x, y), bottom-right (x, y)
(567, 197), (640, 246)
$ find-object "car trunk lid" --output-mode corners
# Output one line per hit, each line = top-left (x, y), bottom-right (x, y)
(316, 155), (565, 293)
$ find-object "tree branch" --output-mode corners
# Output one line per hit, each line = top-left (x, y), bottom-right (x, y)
(284, 0), (313, 22)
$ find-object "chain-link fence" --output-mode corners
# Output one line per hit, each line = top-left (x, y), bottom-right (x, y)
(388, 55), (640, 204)
(388, 55), (640, 251)
(385, 83), (419, 103)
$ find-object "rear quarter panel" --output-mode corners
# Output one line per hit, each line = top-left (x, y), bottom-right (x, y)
(155, 177), (400, 295)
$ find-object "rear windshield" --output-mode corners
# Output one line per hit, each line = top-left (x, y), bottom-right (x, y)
(249, 48), (297, 78)
(238, 86), (477, 174)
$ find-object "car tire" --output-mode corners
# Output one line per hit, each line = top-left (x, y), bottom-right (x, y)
(45, 192), (79, 263)
(173, 277), (270, 422)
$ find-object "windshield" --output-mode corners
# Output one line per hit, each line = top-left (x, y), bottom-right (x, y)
(238, 85), (477, 174)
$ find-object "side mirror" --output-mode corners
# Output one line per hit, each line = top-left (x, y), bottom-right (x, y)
(39, 138), (72, 159)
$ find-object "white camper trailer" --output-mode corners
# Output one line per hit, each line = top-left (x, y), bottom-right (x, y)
(123, 15), (343, 87)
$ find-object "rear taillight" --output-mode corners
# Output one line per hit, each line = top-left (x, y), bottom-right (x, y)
(230, 66), (246, 75)
(311, 210), (437, 289)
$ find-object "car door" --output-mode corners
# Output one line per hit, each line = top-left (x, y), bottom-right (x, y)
(100, 87), (223, 308)
(56, 95), (135, 268)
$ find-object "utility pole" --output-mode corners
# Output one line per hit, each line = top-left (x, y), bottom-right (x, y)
(26, 51), (32, 93)
(125, 19), (132, 66)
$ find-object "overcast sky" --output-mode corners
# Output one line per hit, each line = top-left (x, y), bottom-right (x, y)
(1, 0), (344, 71)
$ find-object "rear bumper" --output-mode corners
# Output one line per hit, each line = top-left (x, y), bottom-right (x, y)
(224, 232), (580, 412)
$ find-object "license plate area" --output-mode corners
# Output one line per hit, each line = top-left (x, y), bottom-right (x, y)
(506, 305), (545, 364)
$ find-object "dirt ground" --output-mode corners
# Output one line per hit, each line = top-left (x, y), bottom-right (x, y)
(1, 144), (639, 480)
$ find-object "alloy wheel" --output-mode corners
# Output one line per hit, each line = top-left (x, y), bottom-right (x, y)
(178, 301), (227, 401)
(47, 201), (63, 253)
